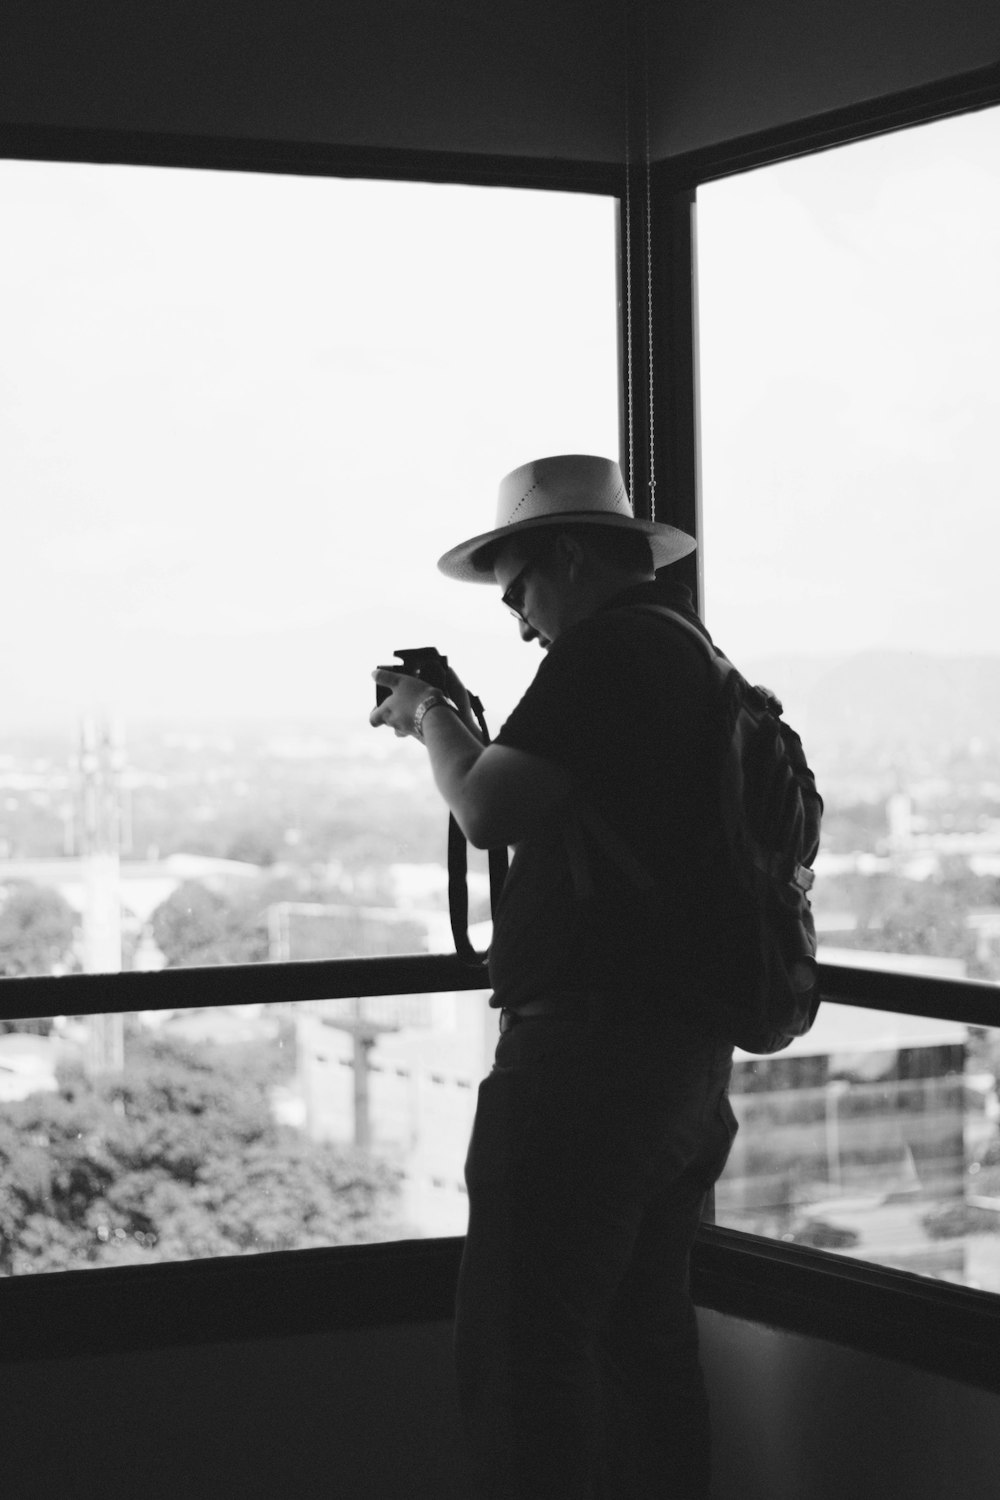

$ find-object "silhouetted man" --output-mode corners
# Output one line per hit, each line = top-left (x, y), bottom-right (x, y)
(371, 454), (737, 1500)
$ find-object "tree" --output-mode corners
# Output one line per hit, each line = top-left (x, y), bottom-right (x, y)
(225, 829), (279, 867)
(0, 1028), (400, 1275)
(0, 881), (78, 978)
(150, 880), (269, 967)
(825, 863), (996, 978)
(150, 876), (430, 967)
(279, 907), (428, 962)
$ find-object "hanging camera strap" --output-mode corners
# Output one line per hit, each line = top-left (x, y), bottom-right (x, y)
(448, 692), (509, 967)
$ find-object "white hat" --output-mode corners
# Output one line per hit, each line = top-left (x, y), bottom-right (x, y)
(437, 454), (696, 583)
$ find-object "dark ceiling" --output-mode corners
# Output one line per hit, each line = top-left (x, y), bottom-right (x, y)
(2, 1), (999, 171)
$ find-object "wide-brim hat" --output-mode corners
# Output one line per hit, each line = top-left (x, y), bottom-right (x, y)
(437, 454), (696, 583)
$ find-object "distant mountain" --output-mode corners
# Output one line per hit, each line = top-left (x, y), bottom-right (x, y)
(741, 651), (1000, 751)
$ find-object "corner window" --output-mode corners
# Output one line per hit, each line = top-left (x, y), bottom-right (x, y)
(698, 105), (1000, 1290)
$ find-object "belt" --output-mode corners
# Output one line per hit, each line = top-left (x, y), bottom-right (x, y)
(498, 993), (588, 1032)
(511, 996), (561, 1018)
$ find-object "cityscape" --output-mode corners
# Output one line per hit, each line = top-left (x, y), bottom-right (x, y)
(1, 652), (999, 1286)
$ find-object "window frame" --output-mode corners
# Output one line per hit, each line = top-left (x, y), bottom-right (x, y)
(3, 57), (1000, 1378)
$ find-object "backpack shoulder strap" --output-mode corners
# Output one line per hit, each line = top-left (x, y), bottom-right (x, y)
(619, 602), (738, 682)
(562, 604), (725, 900)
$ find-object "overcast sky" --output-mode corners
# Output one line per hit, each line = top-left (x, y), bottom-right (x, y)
(2, 102), (998, 732)
(699, 106), (1000, 664)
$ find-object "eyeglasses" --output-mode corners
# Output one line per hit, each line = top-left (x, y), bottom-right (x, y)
(501, 561), (535, 622)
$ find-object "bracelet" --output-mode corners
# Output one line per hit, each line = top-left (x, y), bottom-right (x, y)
(413, 692), (454, 741)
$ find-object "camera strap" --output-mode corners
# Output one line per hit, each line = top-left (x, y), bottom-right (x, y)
(447, 692), (509, 968)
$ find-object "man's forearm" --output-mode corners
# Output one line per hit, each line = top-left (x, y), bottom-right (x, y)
(421, 701), (487, 840)
(420, 701), (575, 849)
(370, 669), (573, 848)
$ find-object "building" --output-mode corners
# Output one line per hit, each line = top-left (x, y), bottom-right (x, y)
(718, 1000), (972, 1282)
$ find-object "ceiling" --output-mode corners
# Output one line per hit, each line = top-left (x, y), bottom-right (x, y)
(2, 1), (998, 172)
(649, 0), (1000, 161)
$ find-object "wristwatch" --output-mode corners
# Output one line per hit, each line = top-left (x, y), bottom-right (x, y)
(413, 692), (453, 741)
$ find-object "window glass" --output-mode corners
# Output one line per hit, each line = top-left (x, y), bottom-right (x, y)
(700, 109), (1000, 1288)
(698, 107), (1000, 986)
(0, 164), (617, 978)
(0, 164), (614, 1269)
(715, 1005), (1000, 1294)
(0, 994), (493, 1272)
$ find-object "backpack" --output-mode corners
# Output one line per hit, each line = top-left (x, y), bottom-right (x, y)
(568, 605), (823, 1055)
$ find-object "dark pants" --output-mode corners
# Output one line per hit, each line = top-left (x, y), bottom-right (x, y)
(454, 993), (737, 1500)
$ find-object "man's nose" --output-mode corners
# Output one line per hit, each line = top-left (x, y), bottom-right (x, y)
(519, 620), (539, 643)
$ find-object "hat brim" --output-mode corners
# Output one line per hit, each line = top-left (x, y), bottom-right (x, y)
(437, 511), (697, 583)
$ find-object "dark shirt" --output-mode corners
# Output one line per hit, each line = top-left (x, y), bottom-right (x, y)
(488, 574), (721, 1013)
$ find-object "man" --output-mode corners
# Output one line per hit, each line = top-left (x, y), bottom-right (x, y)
(371, 454), (738, 1499)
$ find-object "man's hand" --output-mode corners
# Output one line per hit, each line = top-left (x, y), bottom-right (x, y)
(369, 670), (436, 739)
(370, 663), (484, 742)
(369, 666), (575, 846)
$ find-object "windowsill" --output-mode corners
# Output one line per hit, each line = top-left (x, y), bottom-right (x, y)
(2, 1226), (999, 1394)
(693, 1224), (1000, 1393)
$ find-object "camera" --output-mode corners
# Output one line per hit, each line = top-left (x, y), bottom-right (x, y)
(375, 646), (450, 707)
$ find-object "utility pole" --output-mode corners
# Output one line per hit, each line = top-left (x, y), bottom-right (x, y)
(76, 714), (125, 1073)
(271, 904), (431, 1148)
(296, 1001), (400, 1149)
(353, 1030), (376, 1150)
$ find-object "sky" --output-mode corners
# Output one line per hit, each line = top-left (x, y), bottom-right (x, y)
(698, 106), (1000, 664)
(1, 170), (618, 731)
(2, 103), (999, 733)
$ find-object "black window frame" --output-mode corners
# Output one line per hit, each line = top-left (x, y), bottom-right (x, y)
(3, 57), (1000, 1389)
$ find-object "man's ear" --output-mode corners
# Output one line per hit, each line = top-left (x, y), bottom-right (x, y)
(555, 531), (587, 579)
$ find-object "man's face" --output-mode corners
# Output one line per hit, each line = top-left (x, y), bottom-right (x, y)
(493, 540), (564, 649)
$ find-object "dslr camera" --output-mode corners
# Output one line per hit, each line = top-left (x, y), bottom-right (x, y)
(375, 646), (450, 707)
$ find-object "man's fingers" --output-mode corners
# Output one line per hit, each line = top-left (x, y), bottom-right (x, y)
(370, 666), (429, 740)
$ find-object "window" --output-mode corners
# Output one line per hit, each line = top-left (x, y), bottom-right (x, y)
(0, 163), (617, 979)
(0, 161), (617, 1271)
(0, 992), (494, 1271)
(699, 105), (1000, 1288)
(715, 1006), (1000, 1292)
(698, 106), (1000, 986)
